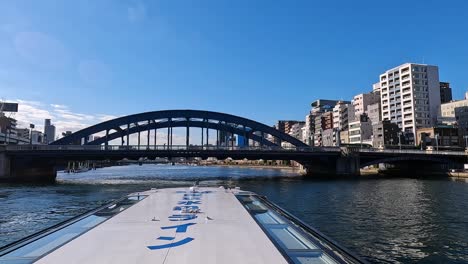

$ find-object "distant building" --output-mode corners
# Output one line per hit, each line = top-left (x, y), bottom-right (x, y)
(44, 119), (56, 144)
(439, 92), (468, 125)
(372, 120), (401, 147)
(322, 128), (340, 147)
(314, 112), (334, 146)
(31, 130), (45, 144)
(237, 135), (248, 147)
(304, 114), (315, 145)
(16, 128), (30, 140)
(62, 131), (73, 137)
(372, 82), (381, 92)
(455, 106), (468, 147)
(332, 101), (354, 130)
(0, 114), (17, 136)
(439, 82), (452, 104)
(380, 63), (441, 141)
(352, 91), (380, 117)
(339, 130), (349, 144)
(288, 122), (305, 142)
(348, 114), (372, 145)
(309, 99), (348, 146)
(311, 99), (344, 113)
(276, 120), (303, 134)
(275, 120), (304, 146)
(0, 114), (23, 144)
(367, 102), (381, 125)
(416, 126), (459, 148)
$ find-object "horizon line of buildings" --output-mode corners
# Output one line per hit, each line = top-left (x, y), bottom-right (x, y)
(0, 114), (57, 145)
(275, 62), (468, 149)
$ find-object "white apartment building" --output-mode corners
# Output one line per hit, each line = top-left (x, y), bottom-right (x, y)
(352, 91), (380, 117)
(380, 63), (441, 138)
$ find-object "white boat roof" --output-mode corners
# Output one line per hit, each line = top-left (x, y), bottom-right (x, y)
(1, 187), (362, 264)
(35, 187), (289, 264)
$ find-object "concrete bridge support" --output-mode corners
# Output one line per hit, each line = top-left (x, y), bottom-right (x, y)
(0, 151), (11, 181)
(0, 151), (57, 182)
(301, 156), (360, 177)
(378, 160), (458, 176)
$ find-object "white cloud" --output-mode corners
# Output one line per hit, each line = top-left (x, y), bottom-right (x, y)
(8, 99), (119, 140)
(8, 99), (204, 145)
(50, 104), (67, 109)
(127, 2), (147, 23)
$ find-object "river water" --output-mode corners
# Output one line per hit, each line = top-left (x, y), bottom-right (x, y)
(0, 165), (467, 263)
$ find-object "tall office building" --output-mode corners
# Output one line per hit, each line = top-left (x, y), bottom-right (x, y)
(44, 119), (56, 144)
(379, 63), (441, 140)
(439, 82), (452, 103)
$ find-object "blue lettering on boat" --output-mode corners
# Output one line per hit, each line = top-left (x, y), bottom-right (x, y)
(147, 237), (194, 250)
(168, 214), (197, 221)
(161, 223), (196, 233)
(178, 201), (201, 205)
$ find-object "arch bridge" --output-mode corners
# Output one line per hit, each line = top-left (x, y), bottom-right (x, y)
(1, 110), (467, 183)
(51, 109), (308, 148)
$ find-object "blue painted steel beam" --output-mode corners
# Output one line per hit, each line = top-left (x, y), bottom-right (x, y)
(87, 120), (278, 147)
(50, 110), (308, 147)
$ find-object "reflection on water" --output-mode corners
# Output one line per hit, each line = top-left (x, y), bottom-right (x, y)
(0, 165), (467, 263)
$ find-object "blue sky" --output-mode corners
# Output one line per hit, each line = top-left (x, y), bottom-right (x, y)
(1, 0), (468, 135)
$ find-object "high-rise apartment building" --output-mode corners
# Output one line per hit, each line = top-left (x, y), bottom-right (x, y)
(380, 63), (441, 140)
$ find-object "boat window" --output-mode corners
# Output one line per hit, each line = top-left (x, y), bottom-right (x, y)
(236, 194), (360, 264)
(0, 195), (147, 264)
(268, 225), (319, 250)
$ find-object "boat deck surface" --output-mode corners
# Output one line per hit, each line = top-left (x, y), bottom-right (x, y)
(35, 187), (288, 264)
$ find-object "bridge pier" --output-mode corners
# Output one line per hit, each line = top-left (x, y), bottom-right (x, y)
(0, 152), (57, 183)
(0, 151), (11, 181)
(301, 148), (360, 177)
(302, 156), (360, 177)
(378, 161), (457, 176)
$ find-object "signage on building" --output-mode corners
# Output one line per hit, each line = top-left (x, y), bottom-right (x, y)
(0, 102), (19, 112)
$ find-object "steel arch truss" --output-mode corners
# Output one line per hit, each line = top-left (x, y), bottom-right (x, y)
(51, 110), (308, 147)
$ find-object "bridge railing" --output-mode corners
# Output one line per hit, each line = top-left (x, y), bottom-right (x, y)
(6, 145), (465, 155)
(358, 148), (467, 156)
(4, 144), (337, 152)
